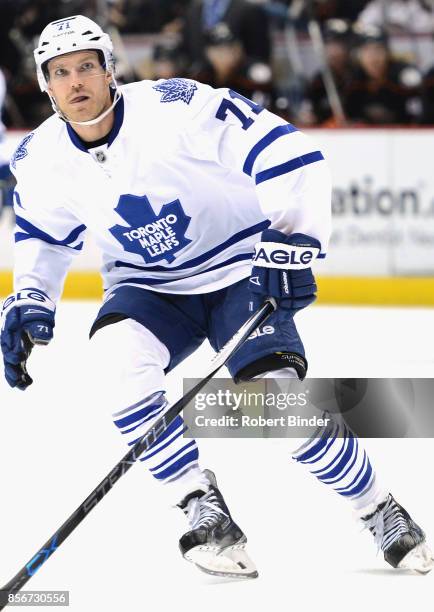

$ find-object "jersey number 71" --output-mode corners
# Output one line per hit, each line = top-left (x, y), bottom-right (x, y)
(215, 90), (264, 130)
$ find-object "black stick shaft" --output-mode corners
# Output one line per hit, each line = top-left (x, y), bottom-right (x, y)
(0, 299), (275, 608)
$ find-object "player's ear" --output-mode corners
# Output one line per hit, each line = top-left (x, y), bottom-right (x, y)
(44, 65), (53, 95)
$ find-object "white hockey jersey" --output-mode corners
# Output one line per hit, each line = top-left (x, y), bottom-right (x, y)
(10, 78), (331, 302)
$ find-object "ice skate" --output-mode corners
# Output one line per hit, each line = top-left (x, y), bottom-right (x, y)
(361, 494), (434, 574)
(178, 469), (258, 579)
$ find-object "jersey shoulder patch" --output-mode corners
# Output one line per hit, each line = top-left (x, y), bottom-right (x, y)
(152, 78), (198, 105)
(11, 132), (35, 169)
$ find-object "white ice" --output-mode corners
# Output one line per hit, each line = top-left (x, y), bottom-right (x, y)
(0, 303), (433, 612)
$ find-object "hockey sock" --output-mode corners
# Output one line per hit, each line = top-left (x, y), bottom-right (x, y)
(112, 390), (203, 486)
(292, 411), (388, 512)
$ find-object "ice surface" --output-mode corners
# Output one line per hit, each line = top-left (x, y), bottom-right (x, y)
(0, 303), (433, 611)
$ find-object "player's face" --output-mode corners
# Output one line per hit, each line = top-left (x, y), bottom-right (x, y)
(47, 50), (112, 122)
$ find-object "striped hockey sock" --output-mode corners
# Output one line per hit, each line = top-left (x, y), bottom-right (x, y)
(112, 391), (201, 485)
(292, 412), (388, 512)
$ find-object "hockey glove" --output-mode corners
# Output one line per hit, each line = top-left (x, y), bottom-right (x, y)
(1, 288), (55, 390)
(249, 229), (321, 311)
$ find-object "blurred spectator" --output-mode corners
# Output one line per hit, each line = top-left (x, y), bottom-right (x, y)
(151, 43), (185, 80)
(302, 19), (354, 125)
(357, 0), (434, 34)
(182, 0), (271, 69)
(108, 0), (190, 34)
(420, 63), (434, 123)
(345, 26), (423, 124)
(1, 0), (54, 126)
(189, 22), (273, 107)
(312, 0), (372, 22)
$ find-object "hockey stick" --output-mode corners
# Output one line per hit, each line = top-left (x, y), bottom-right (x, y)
(0, 298), (276, 608)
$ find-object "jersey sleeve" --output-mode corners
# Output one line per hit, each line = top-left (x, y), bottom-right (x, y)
(11, 151), (86, 303)
(184, 83), (332, 256)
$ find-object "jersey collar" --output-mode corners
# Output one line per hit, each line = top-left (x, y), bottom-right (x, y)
(66, 94), (124, 153)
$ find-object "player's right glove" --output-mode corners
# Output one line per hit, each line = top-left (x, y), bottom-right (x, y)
(1, 288), (55, 390)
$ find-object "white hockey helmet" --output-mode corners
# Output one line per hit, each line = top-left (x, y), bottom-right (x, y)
(34, 15), (115, 92)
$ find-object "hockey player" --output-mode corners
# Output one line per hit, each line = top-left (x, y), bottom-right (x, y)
(1, 15), (432, 578)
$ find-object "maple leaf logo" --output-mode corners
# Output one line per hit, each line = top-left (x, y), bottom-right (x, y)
(153, 78), (198, 105)
(109, 193), (192, 264)
(11, 133), (34, 169)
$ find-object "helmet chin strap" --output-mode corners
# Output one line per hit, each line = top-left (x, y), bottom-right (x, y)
(49, 75), (121, 126)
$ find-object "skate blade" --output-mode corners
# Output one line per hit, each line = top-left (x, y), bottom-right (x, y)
(185, 543), (259, 579)
(398, 542), (434, 574)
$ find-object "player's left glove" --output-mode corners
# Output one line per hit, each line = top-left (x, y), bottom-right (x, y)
(249, 229), (322, 310)
(1, 288), (55, 390)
